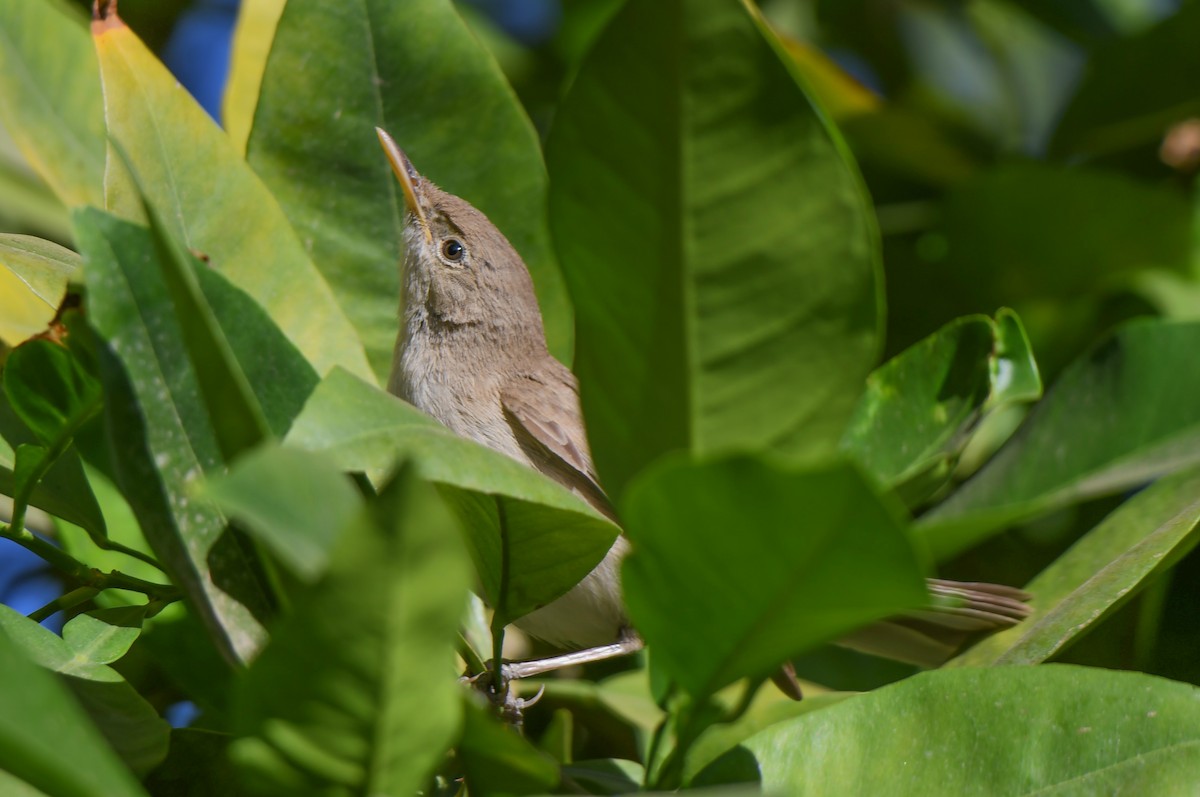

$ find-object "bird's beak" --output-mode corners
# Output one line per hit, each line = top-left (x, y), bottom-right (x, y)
(376, 127), (431, 242)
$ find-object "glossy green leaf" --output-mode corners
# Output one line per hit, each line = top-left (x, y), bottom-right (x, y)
(1050, 3), (1200, 158)
(457, 695), (560, 795)
(840, 310), (1040, 506)
(118, 165), (272, 462)
(920, 319), (1200, 558)
(0, 389), (105, 535)
(951, 466), (1200, 667)
(223, 0), (286, 153)
(92, 8), (372, 381)
(245, 0), (572, 375)
(285, 368), (619, 624)
(547, 0), (882, 498)
(621, 456), (926, 699)
(0, 606), (169, 777)
(202, 442), (364, 582)
(61, 606), (147, 666)
(0, 234), (78, 346)
(77, 207), (273, 664)
(0, 619), (148, 797)
(0, 0), (105, 208)
(231, 464), (469, 797)
(715, 666), (1200, 794)
(4, 338), (101, 447)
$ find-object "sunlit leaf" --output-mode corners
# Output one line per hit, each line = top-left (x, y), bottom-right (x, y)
(91, 6), (372, 381)
(0, 234), (78, 346)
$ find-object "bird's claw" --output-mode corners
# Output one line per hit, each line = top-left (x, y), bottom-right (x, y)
(460, 663), (544, 727)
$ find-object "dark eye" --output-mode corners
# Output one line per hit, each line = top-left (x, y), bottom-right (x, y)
(441, 239), (465, 262)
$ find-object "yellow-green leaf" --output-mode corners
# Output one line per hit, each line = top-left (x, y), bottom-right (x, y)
(91, 8), (373, 382)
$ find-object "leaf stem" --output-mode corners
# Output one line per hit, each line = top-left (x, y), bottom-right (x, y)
(28, 586), (101, 623)
(0, 521), (179, 601)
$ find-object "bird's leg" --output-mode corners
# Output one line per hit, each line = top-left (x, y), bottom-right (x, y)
(501, 632), (645, 680)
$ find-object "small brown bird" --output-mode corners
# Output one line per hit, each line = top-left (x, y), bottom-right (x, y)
(377, 128), (1029, 691)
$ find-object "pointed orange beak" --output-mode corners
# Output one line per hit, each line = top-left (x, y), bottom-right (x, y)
(376, 127), (431, 240)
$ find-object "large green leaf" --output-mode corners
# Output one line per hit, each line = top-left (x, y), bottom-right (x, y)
(621, 456), (926, 699)
(840, 310), (1040, 506)
(0, 605), (168, 779)
(546, 0), (882, 498)
(951, 466), (1200, 667)
(77, 208), (274, 664)
(230, 464), (469, 796)
(919, 319), (1200, 558)
(1050, 2), (1200, 158)
(245, 0), (572, 376)
(0, 0), (105, 208)
(0, 620), (148, 797)
(457, 695), (560, 795)
(91, 7), (372, 381)
(284, 368), (619, 624)
(0, 234), (78, 345)
(705, 666), (1200, 793)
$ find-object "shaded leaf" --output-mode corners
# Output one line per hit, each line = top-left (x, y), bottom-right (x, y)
(4, 338), (101, 447)
(840, 310), (1040, 506)
(231, 464), (469, 797)
(143, 729), (240, 797)
(458, 695), (560, 796)
(0, 389), (105, 535)
(621, 456), (926, 699)
(547, 0), (882, 498)
(0, 234), (78, 345)
(77, 207), (273, 664)
(202, 442), (364, 582)
(284, 368), (618, 624)
(920, 319), (1200, 558)
(1051, 3), (1200, 158)
(245, 0), (572, 374)
(91, 7), (372, 380)
(0, 605), (169, 777)
(0, 618), (148, 797)
(951, 466), (1200, 667)
(715, 666), (1200, 794)
(0, 0), (105, 207)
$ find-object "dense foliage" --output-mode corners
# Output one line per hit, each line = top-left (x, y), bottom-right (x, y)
(2, 0), (1200, 793)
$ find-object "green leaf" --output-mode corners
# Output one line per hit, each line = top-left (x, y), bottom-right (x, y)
(546, 0), (882, 498)
(1050, 3), (1200, 158)
(62, 606), (147, 666)
(0, 389), (105, 535)
(91, 8), (372, 381)
(245, 0), (572, 375)
(0, 234), (78, 345)
(0, 618), (148, 797)
(840, 310), (1040, 506)
(115, 161), (273, 462)
(230, 464), (469, 797)
(714, 666), (1200, 794)
(0, 0), (105, 208)
(4, 338), (101, 446)
(77, 207), (273, 664)
(285, 368), (619, 624)
(621, 456), (926, 699)
(202, 442), (364, 582)
(143, 729), (240, 797)
(223, 0), (287, 154)
(920, 319), (1200, 558)
(950, 466), (1200, 667)
(457, 695), (560, 795)
(0, 605), (169, 778)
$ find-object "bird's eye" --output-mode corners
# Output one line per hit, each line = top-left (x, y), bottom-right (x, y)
(441, 239), (465, 262)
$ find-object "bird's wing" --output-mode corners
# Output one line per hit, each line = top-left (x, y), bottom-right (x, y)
(500, 365), (617, 521)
